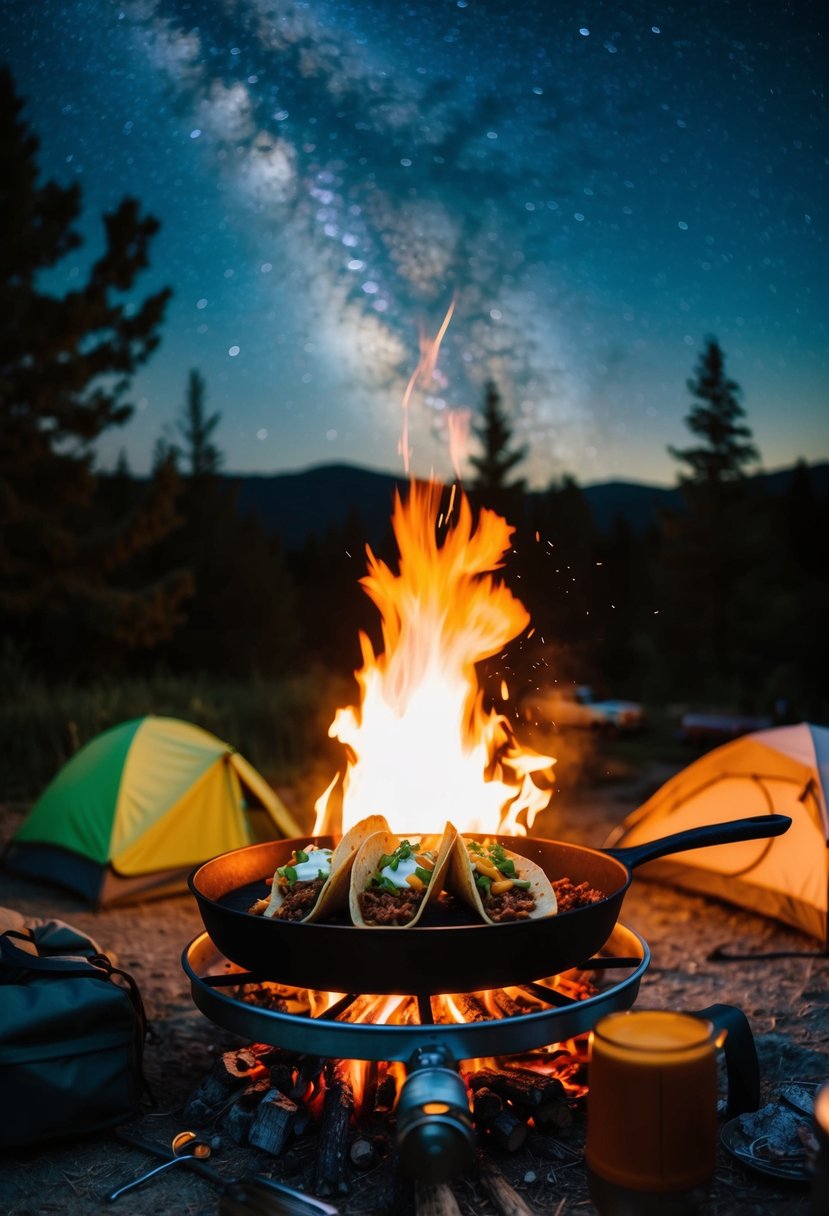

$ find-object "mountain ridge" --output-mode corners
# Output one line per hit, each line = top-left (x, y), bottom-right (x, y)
(223, 459), (828, 549)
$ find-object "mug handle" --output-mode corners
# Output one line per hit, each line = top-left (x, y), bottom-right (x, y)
(691, 1003), (760, 1118)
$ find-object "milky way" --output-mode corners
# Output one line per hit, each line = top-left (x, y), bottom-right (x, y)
(3, 0), (827, 485)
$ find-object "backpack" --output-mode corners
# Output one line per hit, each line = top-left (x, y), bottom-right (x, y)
(0, 918), (147, 1150)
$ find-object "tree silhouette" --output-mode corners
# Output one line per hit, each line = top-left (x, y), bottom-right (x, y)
(669, 338), (759, 485)
(174, 369), (223, 479)
(468, 380), (527, 519)
(150, 370), (301, 678)
(0, 66), (190, 675)
(656, 338), (771, 700)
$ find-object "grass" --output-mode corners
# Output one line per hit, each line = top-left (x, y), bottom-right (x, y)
(0, 668), (354, 803)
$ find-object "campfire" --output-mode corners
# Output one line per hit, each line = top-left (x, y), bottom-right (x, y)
(312, 476), (557, 841)
(181, 959), (607, 1201)
(184, 467), (653, 1195)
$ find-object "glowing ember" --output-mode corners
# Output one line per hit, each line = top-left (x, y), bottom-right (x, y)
(313, 478), (555, 838)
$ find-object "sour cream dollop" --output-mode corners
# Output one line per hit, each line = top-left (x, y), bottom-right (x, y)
(379, 855), (421, 889)
(286, 846), (333, 883)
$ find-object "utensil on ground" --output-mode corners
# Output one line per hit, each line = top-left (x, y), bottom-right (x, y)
(107, 1130), (212, 1201)
(112, 1127), (340, 1215)
(189, 814), (792, 993)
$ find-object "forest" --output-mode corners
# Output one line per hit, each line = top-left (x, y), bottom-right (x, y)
(2, 64), (827, 797)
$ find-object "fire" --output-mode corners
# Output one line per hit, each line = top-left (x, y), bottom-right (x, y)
(313, 478), (555, 838)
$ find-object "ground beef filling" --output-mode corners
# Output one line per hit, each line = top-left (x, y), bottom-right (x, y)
(483, 886), (537, 922)
(359, 887), (426, 926)
(552, 877), (605, 911)
(272, 877), (325, 922)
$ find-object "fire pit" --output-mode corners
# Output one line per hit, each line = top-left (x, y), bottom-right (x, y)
(182, 920), (649, 1183)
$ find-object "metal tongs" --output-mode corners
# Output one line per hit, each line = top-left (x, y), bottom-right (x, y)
(112, 1127), (339, 1215)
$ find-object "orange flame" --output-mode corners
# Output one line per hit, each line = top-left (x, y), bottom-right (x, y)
(314, 479), (555, 838)
(398, 299), (456, 474)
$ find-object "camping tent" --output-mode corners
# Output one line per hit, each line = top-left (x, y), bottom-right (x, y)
(4, 716), (302, 907)
(605, 723), (829, 945)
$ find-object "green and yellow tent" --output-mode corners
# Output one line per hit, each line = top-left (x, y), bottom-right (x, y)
(4, 716), (302, 907)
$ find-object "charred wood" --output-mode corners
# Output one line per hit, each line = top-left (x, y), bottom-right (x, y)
(471, 1086), (504, 1126)
(531, 1097), (573, 1137)
(222, 1101), (255, 1146)
(486, 1109), (528, 1154)
(268, 1061), (295, 1094)
(248, 1088), (298, 1156)
(469, 1067), (564, 1109)
(478, 1161), (537, 1216)
(182, 1048), (266, 1124)
(312, 1070), (354, 1196)
(373, 1072), (398, 1115)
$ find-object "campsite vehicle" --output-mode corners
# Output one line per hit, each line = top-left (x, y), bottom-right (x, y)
(678, 711), (773, 746)
(522, 684), (645, 733)
(189, 813), (790, 994)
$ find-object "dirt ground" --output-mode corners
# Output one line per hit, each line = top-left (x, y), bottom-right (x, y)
(1, 760), (827, 1216)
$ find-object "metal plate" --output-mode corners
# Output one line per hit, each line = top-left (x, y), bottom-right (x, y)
(182, 921), (649, 1064)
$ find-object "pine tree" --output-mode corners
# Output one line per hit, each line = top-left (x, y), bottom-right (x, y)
(151, 370), (301, 678)
(669, 338), (759, 486)
(654, 338), (771, 701)
(175, 369), (223, 479)
(468, 380), (527, 520)
(0, 66), (191, 675)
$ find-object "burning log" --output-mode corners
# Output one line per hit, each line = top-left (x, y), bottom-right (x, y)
(449, 992), (490, 1022)
(471, 1086), (504, 1126)
(415, 1182), (463, 1216)
(182, 1048), (266, 1125)
(469, 1066), (564, 1110)
(247, 1088), (298, 1156)
(312, 1066), (354, 1197)
(491, 989), (523, 1019)
(486, 1109), (528, 1154)
(478, 1162), (537, 1216)
(373, 1071), (397, 1114)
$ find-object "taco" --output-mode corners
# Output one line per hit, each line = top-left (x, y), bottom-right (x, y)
(349, 824), (457, 927)
(252, 814), (391, 923)
(448, 835), (557, 923)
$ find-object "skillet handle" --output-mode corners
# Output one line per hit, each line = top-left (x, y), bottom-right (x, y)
(605, 813), (791, 871)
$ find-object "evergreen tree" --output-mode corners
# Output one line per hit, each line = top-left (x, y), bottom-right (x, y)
(654, 338), (771, 701)
(175, 369), (223, 479)
(152, 371), (301, 678)
(0, 66), (190, 675)
(669, 337), (759, 486)
(468, 380), (527, 520)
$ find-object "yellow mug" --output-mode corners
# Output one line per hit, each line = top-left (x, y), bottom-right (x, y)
(586, 1009), (726, 1193)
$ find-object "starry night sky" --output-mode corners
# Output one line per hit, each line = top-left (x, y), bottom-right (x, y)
(3, 0), (827, 487)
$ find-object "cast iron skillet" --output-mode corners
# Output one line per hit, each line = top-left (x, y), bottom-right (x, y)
(189, 813), (790, 995)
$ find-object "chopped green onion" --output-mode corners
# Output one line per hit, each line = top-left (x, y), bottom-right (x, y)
(295, 849), (309, 863)
(513, 879), (531, 889)
(415, 867), (433, 885)
(476, 874), (492, 897)
(279, 865), (297, 885)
